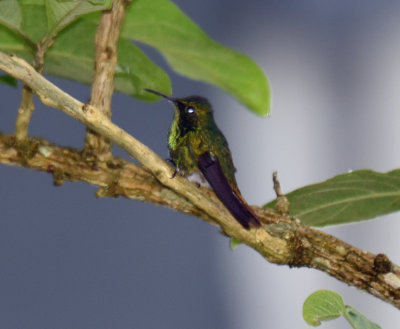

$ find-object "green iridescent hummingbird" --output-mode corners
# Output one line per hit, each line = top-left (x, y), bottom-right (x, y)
(145, 89), (261, 229)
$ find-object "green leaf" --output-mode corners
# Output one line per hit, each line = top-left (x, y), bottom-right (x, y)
(303, 290), (383, 329)
(344, 306), (382, 329)
(115, 38), (171, 99)
(45, 16), (171, 99)
(0, 0), (265, 106)
(45, 0), (112, 36)
(0, 74), (17, 87)
(303, 290), (344, 326)
(0, 0), (111, 44)
(0, 25), (34, 61)
(265, 169), (400, 227)
(0, 13), (171, 99)
(121, 0), (270, 115)
(0, 0), (23, 36)
(41, 17), (98, 83)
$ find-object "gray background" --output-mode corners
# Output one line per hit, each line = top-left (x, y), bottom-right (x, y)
(1, 0), (400, 328)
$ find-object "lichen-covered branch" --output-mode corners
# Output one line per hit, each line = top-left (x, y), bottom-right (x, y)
(1, 51), (400, 308)
(0, 134), (214, 222)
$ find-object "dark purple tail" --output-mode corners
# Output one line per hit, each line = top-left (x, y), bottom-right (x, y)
(198, 152), (261, 229)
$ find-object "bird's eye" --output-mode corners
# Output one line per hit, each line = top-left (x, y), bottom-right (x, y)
(186, 107), (195, 114)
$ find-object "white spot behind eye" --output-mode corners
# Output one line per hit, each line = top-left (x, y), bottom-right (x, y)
(187, 107), (195, 114)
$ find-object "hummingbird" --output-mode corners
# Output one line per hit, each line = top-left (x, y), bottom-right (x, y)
(145, 89), (261, 229)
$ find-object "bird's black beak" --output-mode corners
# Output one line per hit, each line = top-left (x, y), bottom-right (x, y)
(144, 89), (177, 104)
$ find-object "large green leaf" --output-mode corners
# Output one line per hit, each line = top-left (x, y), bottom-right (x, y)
(0, 0), (111, 43)
(47, 16), (170, 98)
(121, 0), (270, 115)
(0, 0), (265, 105)
(0, 24), (34, 60)
(0, 15), (171, 99)
(0, 0), (23, 37)
(45, 0), (112, 35)
(265, 170), (400, 227)
(114, 37), (171, 99)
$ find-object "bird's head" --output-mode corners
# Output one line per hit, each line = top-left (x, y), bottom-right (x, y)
(145, 89), (214, 130)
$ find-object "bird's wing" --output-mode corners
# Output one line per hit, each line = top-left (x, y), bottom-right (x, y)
(198, 152), (260, 229)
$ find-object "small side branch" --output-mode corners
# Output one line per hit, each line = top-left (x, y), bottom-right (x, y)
(14, 26), (54, 142)
(272, 171), (290, 214)
(15, 85), (35, 141)
(84, 0), (129, 159)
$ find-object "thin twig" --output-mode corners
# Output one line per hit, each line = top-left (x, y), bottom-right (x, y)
(14, 25), (54, 142)
(272, 171), (290, 214)
(15, 85), (35, 141)
(84, 0), (130, 159)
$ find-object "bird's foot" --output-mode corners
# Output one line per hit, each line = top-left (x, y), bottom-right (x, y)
(166, 158), (178, 179)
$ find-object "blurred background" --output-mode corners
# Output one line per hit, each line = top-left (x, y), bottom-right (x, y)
(1, 0), (400, 328)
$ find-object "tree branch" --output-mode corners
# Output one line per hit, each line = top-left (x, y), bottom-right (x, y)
(1, 51), (400, 308)
(0, 133), (214, 222)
